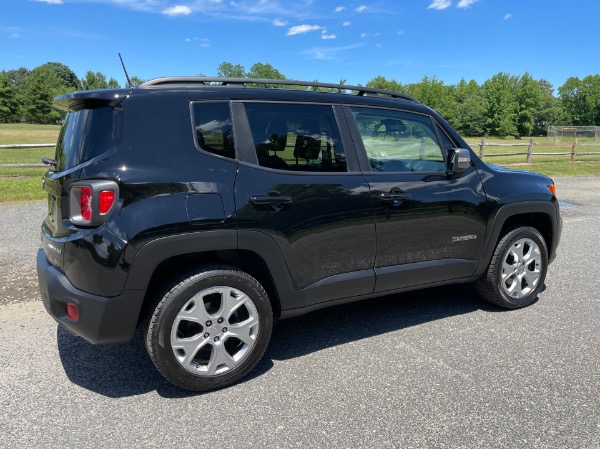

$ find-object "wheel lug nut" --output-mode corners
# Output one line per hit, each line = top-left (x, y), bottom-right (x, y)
(214, 336), (220, 342)
(222, 327), (228, 333)
(217, 318), (223, 324)
(204, 332), (210, 338)
(206, 320), (212, 326)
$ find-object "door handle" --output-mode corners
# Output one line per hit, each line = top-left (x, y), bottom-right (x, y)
(380, 192), (411, 202)
(249, 195), (293, 206)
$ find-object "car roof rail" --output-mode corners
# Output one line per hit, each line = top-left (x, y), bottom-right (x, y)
(139, 77), (418, 102)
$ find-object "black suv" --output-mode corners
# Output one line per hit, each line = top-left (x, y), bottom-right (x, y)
(37, 78), (562, 391)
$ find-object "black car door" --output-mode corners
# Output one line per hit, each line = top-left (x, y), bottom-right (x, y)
(233, 102), (376, 309)
(343, 105), (487, 293)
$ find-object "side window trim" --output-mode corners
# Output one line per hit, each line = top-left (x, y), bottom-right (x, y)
(231, 101), (258, 165)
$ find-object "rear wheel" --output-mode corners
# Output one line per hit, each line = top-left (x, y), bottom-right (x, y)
(146, 266), (273, 391)
(476, 226), (548, 309)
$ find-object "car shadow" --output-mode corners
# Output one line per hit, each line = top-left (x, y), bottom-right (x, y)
(57, 284), (500, 399)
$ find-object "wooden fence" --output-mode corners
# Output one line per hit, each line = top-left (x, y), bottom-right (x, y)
(470, 138), (600, 163)
(0, 143), (55, 168)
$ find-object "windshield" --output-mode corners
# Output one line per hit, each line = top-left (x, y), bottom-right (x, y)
(55, 106), (114, 171)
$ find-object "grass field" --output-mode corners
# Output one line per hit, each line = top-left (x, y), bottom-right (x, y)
(1, 123), (599, 202)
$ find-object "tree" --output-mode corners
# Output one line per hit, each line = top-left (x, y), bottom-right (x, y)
(406, 76), (456, 124)
(515, 73), (542, 137)
(533, 79), (564, 135)
(217, 62), (246, 78)
(81, 71), (108, 90)
(366, 75), (405, 93)
(36, 62), (80, 90)
(107, 77), (120, 88)
(20, 70), (58, 124)
(481, 73), (518, 137)
(558, 75), (600, 126)
(0, 71), (18, 122)
(452, 78), (485, 137)
(128, 76), (144, 87)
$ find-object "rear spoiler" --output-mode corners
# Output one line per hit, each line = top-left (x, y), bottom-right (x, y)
(54, 88), (133, 112)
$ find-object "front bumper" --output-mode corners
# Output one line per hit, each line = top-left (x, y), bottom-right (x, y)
(37, 248), (145, 344)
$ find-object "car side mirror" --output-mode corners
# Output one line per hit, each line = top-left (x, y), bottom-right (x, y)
(446, 148), (471, 175)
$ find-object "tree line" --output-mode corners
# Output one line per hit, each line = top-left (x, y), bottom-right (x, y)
(1, 61), (599, 137)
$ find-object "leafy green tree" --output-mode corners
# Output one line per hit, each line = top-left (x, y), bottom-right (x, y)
(366, 75), (405, 93)
(107, 77), (120, 88)
(81, 71), (108, 90)
(533, 79), (564, 135)
(128, 76), (144, 87)
(406, 76), (456, 123)
(36, 62), (80, 90)
(514, 73), (543, 137)
(452, 78), (485, 136)
(217, 62), (246, 78)
(482, 73), (518, 137)
(558, 75), (600, 126)
(0, 71), (18, 122)
(20, 70), (58, 123)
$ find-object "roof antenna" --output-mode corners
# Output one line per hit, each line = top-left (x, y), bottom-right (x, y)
(118, 52), (132, 88)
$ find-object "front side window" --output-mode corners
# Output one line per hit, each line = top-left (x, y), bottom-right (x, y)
(192, 102), (235, 159)
(244, 103), (347, 172)
(351, 107), (445, 172)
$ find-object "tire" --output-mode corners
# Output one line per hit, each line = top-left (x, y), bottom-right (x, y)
(476, 226), (548, 309)
(145, 265), (273, 391)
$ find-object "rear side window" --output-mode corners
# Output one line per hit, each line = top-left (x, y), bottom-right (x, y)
(55, 106), (113, 171)
(244, 102), (347, 172)
(192, 102), (235, 159)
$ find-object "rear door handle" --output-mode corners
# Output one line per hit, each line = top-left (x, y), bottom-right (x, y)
(249, 195), (293, 206)
(380, 192), (411, 202)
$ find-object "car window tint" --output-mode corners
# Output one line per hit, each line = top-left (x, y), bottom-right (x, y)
(435, 123), (457, 152)
(244, 102), (347, 172)
(192, 102), (235, 159)
(351, 107), (445, 172)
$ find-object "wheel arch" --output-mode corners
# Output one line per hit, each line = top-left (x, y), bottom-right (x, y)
(474, 201), (559, 276)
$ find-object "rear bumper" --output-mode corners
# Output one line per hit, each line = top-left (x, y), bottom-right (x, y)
(37, 248), (145, 344)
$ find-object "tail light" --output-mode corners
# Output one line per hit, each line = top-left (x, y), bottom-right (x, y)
(69, 180), (119, 226)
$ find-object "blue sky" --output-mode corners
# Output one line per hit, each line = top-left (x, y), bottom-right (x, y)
(2, 0), (599, 90)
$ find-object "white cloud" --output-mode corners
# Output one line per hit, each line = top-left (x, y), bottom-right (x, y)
(321, 30), (336, 39)
(10, 33), (21, 38)
(287, 24), (321, 36)
(355, 5), (366, 12)
(342, 21), (351, 26)
(457, 0), (478, 8)
(428, 0), (451, 10)
(162, 5), (192, 15)
(360, 32), (367, 38)
(335, 6), (345, 13)
(504, 13), (512, 20)
(32, 0), (63, 4)
(397, 30), (405, 35)
(273, 18), (287, 26)
(302, 42), (364, 60)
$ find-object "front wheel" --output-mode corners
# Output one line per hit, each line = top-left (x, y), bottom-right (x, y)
(476, 226), (548, 309)
(146, 266), (273, 391)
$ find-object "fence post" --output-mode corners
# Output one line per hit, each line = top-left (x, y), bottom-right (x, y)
(420, 137), (425, 160)
(571, 136), (577, 162)
(479, 138), (486, 158)
(526, 138), (534, 163)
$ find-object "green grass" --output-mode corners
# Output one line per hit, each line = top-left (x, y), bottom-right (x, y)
(465, 136), (600, 177)
(0, 124), (58, 202)
(1, 124), (599, 202)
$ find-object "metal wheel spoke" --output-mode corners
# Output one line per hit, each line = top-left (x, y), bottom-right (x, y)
(176, 294), (212, 323)
(207, 344), (236, 375)
(523, 271), (539, 288)
(220, 287), (249, 318)
(228, 315), (259, 346)
(173, 336), (210, 365)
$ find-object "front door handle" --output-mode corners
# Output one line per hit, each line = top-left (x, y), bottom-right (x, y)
(380, 192), (411, 202)
(249, 195), (293, 206)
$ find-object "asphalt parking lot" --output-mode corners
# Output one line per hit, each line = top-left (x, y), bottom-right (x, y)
(0, 176), (599, 448)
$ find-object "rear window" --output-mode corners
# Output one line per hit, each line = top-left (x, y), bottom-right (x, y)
(55, 106), (114, 171)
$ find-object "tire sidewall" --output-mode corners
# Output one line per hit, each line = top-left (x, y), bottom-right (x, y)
(494, 227), (549, 308)
(148, 269), (273, 390)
